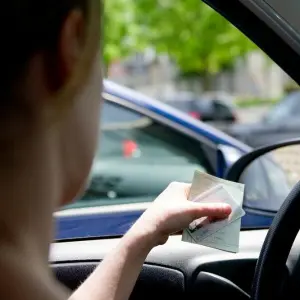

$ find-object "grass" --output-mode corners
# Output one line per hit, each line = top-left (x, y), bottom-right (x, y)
(235, 97), (280, 108)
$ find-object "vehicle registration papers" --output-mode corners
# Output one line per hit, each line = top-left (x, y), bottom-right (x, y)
(182, 171), (245, 253)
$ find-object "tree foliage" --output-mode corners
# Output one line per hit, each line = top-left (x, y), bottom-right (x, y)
(104, 0), (146, 66)
(104, 0), (258, 74)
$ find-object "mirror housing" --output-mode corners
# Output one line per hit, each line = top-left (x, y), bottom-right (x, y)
(225, 138), (300, 182)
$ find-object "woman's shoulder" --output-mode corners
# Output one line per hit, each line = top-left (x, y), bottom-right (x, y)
(0, 252), (68, 300)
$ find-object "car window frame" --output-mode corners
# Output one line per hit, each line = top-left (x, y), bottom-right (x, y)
(99, 101), (212, 165)
(102, 91), (219, 173)
(103, 92), (218, 149)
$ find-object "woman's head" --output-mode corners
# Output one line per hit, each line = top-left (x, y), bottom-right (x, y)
(1, 1), (103, 206)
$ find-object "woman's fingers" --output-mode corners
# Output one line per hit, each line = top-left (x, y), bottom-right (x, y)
(188, 202), (232, 220)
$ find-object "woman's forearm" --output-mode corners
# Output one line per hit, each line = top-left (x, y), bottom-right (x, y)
(68, 183), (231, 300)
(69, 227), (157, 300)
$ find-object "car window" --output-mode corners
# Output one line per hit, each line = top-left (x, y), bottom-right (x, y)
(101, 100), (144, 125)
(193, 100), (212, 114)
(213, 101), (231, 114)
(63, 100), (211, 210)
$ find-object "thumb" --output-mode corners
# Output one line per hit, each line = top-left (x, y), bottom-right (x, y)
(187, 202), (232, 220)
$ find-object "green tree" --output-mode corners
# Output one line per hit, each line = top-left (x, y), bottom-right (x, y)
(103, 0), (258, 88)
(103, 0), (147, 68)
(134, 0), (257, 87)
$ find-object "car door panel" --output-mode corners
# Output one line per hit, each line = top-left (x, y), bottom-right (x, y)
(56, 210), (145, 240)
(51, 230), (297, 299)
(52, 229), (300, 299)
(53, 262), (185, 300)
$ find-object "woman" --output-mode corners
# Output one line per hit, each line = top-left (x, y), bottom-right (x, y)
(0, 1), (231, 300)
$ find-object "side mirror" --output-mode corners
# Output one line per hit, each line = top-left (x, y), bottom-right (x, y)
(225, 138), (300, 214)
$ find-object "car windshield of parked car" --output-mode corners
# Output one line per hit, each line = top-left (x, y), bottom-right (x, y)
(164, 100), (193, 112)
(264, 92), (300, 124)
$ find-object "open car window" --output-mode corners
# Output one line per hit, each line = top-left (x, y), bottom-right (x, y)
(62, 100), (212, 210)
(55, 0), (300, 241)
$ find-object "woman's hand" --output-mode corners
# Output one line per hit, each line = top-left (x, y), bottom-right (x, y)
(72, 182), (232, 300)
(130, 182), (232, 247)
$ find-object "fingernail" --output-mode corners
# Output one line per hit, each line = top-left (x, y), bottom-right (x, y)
(222, 203), (232, 213)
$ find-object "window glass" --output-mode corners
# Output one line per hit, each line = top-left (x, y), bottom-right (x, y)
(63, 101), (211, 210)
(264, 92), (300, 123)
(165, 100), (193, 112)
(101, 100), (144, 125)
(213, 101), (231, 114)
(193, 100), (212, 114)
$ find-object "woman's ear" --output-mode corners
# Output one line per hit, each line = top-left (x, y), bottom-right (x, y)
(53, 9), (85, 91)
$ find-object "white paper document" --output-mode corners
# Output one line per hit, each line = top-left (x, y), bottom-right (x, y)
(182, 171), (245, 253)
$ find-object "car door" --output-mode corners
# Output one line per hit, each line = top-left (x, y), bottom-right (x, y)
(52, 1), (300, 299)
(52, 2), (300, 300)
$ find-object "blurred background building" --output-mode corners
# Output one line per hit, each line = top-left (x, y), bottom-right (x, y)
(107, 50), (290, 100)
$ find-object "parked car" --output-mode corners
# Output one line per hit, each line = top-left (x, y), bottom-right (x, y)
(55, 80), (290, 239)
(163, 91), (237, 128)
(227, 91), (300, 147)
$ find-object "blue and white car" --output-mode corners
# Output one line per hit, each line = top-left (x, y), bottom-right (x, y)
(55, 80), (289, 240)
